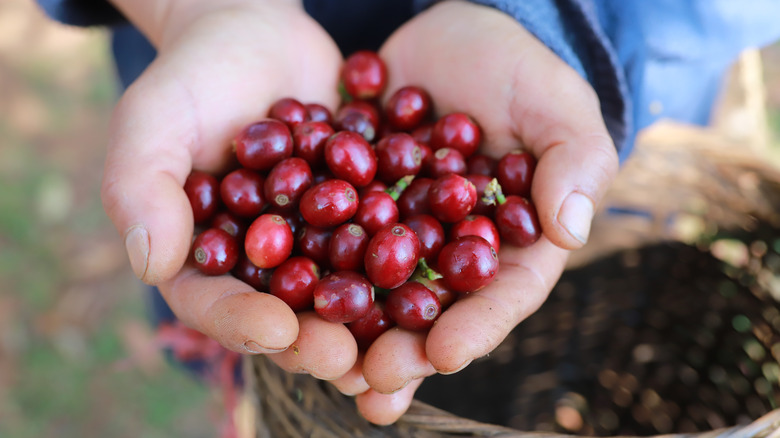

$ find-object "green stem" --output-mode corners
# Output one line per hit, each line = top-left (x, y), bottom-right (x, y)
(385, 175), (415, 201)
(482, 178), (507, 206)
(417, 258), (443, 281)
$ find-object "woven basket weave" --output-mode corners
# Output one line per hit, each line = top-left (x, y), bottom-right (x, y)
(249, 122), (780, 437)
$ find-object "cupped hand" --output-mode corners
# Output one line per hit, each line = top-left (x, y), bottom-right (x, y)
(101, 0), (358, 375)
(352, 0), (620, 424)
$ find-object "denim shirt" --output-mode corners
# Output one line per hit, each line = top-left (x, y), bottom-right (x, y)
(36, 0), (780, 162)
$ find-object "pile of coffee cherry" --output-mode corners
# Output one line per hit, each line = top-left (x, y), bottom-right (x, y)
(184, 51), (540, 350)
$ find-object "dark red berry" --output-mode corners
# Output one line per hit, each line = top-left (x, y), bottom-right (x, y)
(496, 150), (536, 197)
(220, 168), (266, 218)
(324, 131), (377, 187)
(297, 225), (333, 268)
(299, 179), (359, 227)
(191, 228), (238, 276)
(450, 215), (501, 253)
(411, 123), (434, 145)
(375, 133), (423, 184)
(264, 157), (312, 209)
(268, 207), (303, 237)
(336, 100), (381, 133)
(329, 223), (370, 271)
(210, 211), (248, 241)
(396, 177), (433, 219)
(245, 214), (294, 269)
(437, 235), (498, 293)
(314, 271), (375, 323)
(334, 110), (376, 142)
(465, 174), (495, 216)
(268, 97), (306, 128)
(304, 103), (332, 124)
(234, 119), (293, 171)
(426, 147), (467, 178)
(341, 50), (387, 99)
(403, 214), (446, 262)
(385, 282), (441, 331)
(428, 174), (478, 223)
(232, 254), (274, 291)
(385, 86), (431, 131)
(495, 196), (541, 248)
(430, 112), (481, 158)
(293, 121), (334, 169)
(353, 191), (399, 237)
(359, 180), (388, 198)
(312, 169), (334, 185)
(364, 224), (420, 289)
(184, 170), (220, 224)
(269, 256), (320, 312)
(413, 276), (457, 310)
(347, 302), (395, 350)
(467, 154), (497, 177)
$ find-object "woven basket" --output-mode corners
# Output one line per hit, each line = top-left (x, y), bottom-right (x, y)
(249, 122), (780, 437)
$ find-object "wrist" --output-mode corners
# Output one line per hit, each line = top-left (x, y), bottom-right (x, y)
(107, 0), (303, 48)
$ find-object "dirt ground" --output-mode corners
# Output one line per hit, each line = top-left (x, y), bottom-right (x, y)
(2, 1), (780, 437)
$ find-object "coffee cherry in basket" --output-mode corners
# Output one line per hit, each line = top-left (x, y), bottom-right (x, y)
(244, 214), (294, 269)
(233, 119), (293, 171)
(191, 228), (238, 276)
(385, 281), (441, 331)
(437, 235), (499, 294)
(365, 224), (420, 289)
(314, 271), (375, 323)
(184, 170), (220, 224)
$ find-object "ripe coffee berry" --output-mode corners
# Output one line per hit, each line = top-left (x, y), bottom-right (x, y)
(232, 254), (273, 291)
(220, 168), (266, 218)
(244, 214), (294, 269)
(233, 119), (293, 171)
(496, 150), (536, 197)
(304, 103), (332, 124)
(297, 225), (333, 269)
(430, 112), (481, 158)
(329, 223), (370, 271)
(396, 177), (433, 219)
(375, 133), (423, 184)
(324, 131), (377, 187)
(341, 50), (387, 99)
(347, 302), (395, 350)
(385, 86), (431, 131)
(292, 121), (334, 169)
(192, 228), (238, 276)
(426, 147), (467, 178)
(268, 97), (306, 128)
(264, 157), (312, 209)
(495, 195), (542, 248)
(365, 223), (420, 289)
(314, 271), (375, 323)
(353, 191), (399, 237)
(403, 214), (446, 262)
(269, 256), (320, 312)
(438, 235), (499, 294)
(428, 174), (478, 223)
(184, 170), (219, 224)
(450, 215), (501, 253)
(385, 282), (441, 331)
(210, 211), (247, 240)
(299, 179), (359, 227)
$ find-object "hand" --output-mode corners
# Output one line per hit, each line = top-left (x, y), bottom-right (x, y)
(102, 0), (358, 378)
(346, 1), (620, 424)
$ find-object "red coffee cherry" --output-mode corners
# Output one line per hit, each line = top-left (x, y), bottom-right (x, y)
(428, 174), (478, 223)
(341, 50), (387, 99)
(299, 179), (359, 227)
(364, 224), (420, 289)
(219, 168), (266, 218)
(385, 86), (432, 131)
(496, 150), (536, 197)
(184, 170), (220, 224)
(437, 235), (498, 294)
(430, 112), (481, 158)
(244, 214), (294, 269)
(268, 97), (306, 129)
(191, 228), (238, 276)
(269, 256), (320, 312)
(233, 119), (293, 171)
(385, 282), (441, 331)
(314, 271), (375, 323)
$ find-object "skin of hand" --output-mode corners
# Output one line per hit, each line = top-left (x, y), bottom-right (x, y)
(101, 0), (366, 379)
(338, 0), (620, 425)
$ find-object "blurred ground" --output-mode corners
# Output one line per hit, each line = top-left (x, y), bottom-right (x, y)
(0, 1), (222, 437)
(2, 1), (780, 437)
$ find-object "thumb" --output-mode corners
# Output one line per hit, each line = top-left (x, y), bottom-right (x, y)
(101, 72), (210, 284)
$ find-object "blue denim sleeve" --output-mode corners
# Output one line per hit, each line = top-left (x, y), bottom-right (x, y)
(36, 0), (126, 26)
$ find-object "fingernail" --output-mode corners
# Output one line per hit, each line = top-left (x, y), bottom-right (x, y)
(244, 340), (286, 355)
(557, 192), (594, 245)
(124, 225), (150, 280)
(438, 359), (472, 375)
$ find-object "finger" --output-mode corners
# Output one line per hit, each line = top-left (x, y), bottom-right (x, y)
(329, 353), (370, 396)
(362, 328), (436, 394)
(426, 238), (568, 373)
(355, 378), (424, 426)
(159, 264), (299, 353)
(267, 312), (358, 380)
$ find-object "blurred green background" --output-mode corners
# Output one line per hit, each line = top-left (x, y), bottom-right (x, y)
(0, 1), (222, 437)
(3, 1), (780, 437)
